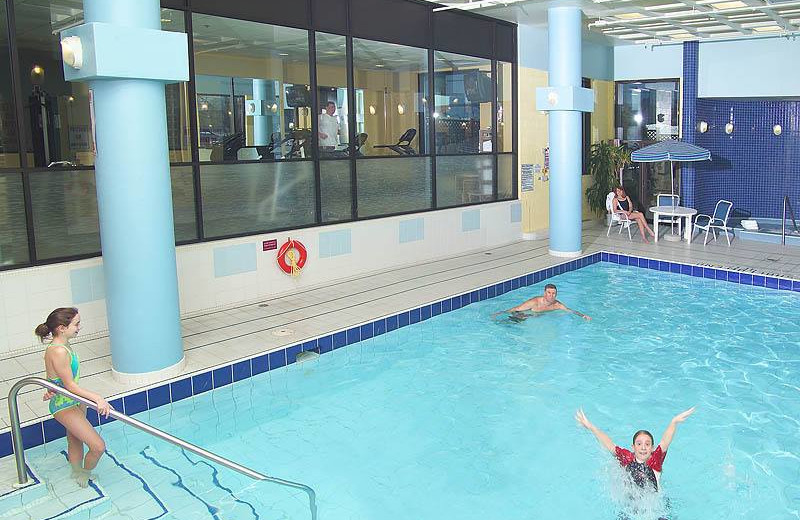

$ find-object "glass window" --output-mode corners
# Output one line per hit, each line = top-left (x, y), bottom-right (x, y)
(200, 162), (316, 238)
(498, 153), (515, 200)
(615, 80), (680, 143)
(497, 61), (512, 153)
(170, 166), (197, 242)
(353, 39), (429, 157)
(356, 157), (431, 217)
(315, 33), (351, 158)
(29, 168), (100, 260)
(320, 160), (351, 222)
(192, 14), (311, 162)
(436, 155), (494, 208)
(0, 172), (28, 265)
(0, 1), (20, 168)
(161, 10), (191, 163)
(433, 51), (492, 154)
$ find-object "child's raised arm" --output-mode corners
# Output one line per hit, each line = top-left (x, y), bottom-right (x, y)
(657, 406), (696, 452)
(575, 408), (615, 453)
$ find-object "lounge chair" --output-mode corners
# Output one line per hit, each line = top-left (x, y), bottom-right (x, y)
(373, 128), (417, 155)
(692, 199), (733, 246)
(606, 191), (635, 241)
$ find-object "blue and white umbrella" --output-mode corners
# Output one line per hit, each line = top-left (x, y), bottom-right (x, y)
(631, 140), (711, 206)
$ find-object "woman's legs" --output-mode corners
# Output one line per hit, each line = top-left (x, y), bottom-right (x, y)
(54, 405), (106, 485)
(631, 211), (655, 240)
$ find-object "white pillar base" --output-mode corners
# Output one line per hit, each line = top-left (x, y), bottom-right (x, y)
(112, 356), (186, 386)
(549, 249), (582, 258)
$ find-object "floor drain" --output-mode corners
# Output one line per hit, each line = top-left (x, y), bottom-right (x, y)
(272, 328), (294, 337)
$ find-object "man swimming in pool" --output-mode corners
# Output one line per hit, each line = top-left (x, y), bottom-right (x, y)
(493, 283), (591, 322)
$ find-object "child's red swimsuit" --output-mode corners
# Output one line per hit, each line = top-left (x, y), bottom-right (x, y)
(615, 445), (666, 491)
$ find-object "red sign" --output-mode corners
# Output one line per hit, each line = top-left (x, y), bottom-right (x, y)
(262, 239), (278, 251)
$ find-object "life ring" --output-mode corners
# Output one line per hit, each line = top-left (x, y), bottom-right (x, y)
(277, 238), (307, 276)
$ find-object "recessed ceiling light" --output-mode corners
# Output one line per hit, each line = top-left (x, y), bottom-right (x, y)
(615, 12), (645, 19)
(710, 1), (747, 9)
(279, 52), (289, 56)
(753, 24), (782, 31)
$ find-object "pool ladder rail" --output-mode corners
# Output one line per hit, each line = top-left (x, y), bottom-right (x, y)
(782, 195), (799, 246)
(7, 377), (318, 520)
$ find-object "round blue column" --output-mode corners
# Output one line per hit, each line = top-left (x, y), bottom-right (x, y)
(547, 6), (583, 257)
(85, 0), (184, 381)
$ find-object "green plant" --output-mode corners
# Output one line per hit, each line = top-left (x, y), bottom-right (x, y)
(585, 141), (631, 216)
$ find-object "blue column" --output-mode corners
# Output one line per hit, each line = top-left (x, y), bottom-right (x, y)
(681, 41), (699, 209)
(547, 7), (584, 257)
(78, 0), (185, 380)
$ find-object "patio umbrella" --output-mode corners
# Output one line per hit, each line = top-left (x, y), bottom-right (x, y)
(631, 140), (711, 208)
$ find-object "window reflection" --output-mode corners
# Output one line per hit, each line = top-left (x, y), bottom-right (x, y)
(615, 80), (679, 142)
(0, 4), (19, 168)
(192, 14), (312, 162)
(0, 172), (28, 265)
(433, 51), (492, 154)
(315, 33), (353, 158)
(497, 61), (512, 153)
(353, 39), (429, 156)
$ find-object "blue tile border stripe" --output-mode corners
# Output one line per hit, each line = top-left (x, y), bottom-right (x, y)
(3, 250), (798, 459)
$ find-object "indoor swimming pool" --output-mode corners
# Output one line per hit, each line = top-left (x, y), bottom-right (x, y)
(11, 262), (800, 520)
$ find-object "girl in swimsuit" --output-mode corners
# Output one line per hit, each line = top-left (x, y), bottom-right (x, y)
(574, 407), (695, 516)
(613, 186), (656, 243)
(37, 307), (112, 487)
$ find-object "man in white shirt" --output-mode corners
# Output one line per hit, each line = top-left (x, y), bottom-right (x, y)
(318, 101), (340, 151)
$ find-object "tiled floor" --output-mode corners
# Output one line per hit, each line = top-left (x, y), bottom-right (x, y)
(2, 221), (799, 431)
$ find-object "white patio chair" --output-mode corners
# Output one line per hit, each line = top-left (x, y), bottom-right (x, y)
(606, 191), (634, 241)
(656, 193), (682, 236)
(692, 199), (734, 246)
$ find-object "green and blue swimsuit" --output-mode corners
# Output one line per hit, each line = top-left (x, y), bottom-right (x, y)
(47, 344), (81, 416)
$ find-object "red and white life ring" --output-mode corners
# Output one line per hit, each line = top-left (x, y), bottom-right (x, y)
(277, 238), (307, 276)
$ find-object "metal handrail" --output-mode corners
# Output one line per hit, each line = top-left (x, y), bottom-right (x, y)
(782, 195), (798, 246)
(7, 377), (317, 520)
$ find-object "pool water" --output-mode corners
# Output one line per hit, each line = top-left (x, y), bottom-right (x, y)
(23, 263), (800, 520)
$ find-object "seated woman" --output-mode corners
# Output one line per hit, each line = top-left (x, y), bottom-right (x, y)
(613, 186), (656, 243)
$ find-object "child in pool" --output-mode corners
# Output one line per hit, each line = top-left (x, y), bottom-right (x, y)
(575, 407), (695, 493)
(37, 307), (113, 487)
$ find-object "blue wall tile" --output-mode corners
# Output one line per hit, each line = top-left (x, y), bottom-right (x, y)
(360, 322), (374, 339)
(123, 391), (148, 415)
(287, 344), (302, 364)
(70, 265), (106, 304)
(374, 318), (387, 335)
(170, 378), (192, 402)
(21, 423), (43, 449)
(319, 229), (352, 258)
(346, 327), (360, 344)
(510, 203), (522, 223)
(0, 432), (12, 458)
(147, 385), (171, 408)
(233, 360), (252, 381)
(212, 366), (233, 388)
(269, 350), (287, 369)
(319, 335), (334, 353)
(43, 418), (66, 442)
(192, 372), (213, 395)
(461, 209), (480, 232)
(333, 331), (347, 349)
(213, 243), (257, 278)
(399, 218), (425, 244)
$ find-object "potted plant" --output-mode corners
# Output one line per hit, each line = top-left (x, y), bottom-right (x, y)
(585, 140), (631, 219)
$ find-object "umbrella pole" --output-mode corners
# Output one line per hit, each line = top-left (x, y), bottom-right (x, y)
(663, 161), (681, 241)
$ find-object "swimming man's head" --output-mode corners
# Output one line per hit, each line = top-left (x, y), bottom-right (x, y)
(543, 283), (557, 304)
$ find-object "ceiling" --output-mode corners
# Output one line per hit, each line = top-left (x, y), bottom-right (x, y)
(433, 0), (800, 45)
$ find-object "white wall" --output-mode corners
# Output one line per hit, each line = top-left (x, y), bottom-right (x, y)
(0, 202), (522, 355)
(613, 44), (683, 81)
(518, 24), (615, 80)
(699, 37), (800, 97)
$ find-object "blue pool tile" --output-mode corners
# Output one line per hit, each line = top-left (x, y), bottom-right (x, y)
(511, 277), (520, 289)
(620, 255), (630, 266)
(387, 314), (399, 330)
(170, 378), (192, 402)
(728, 272), (740, 283)
(555, 265), (564, 275)
(269, 350), (287, 369)
(319, 335), (334, 353)
(647, 259), (658, 270)
(410, 308), (421, 324)
(526, 273), (534, 285)
(421, 305), (432, 320)
(286, 344), (302, 364)
(495, 282), (505, 295)
(609, 253), (618, 263)
(668, 262), (679, 273)
(680, 264), (691, 275)
(659, 261), (669, 272)
(451, 296), (462, 310)
(0, 432), (12, 458)
(302, 339), (318, 352)
(399, 311), (411, 327)
(793, 280), (800, 292)
(626, 256), (637, 267)
(441, 299), (451, 313)
(346, 327), (361, 344)
(503, 281), (512, 293)
(333, 331), (347, 349)
(21, 423), (43, 449)
(765, 277), (778, 289)
(124, 391), (148, 415)
(703, 267), (716, 279)
(147, 384), (171, 408)
(192, 372), (213, 395)
(100, 398), (124, 425)
(43, 418), (66, 442)
(487, 285), (496, 298)
(253, 354), (269, 374)
(752, 275), (765, 286)
(778, 279), (792, 291)
(471, 289), (481, 302)
(374, 318), (387, 335)
(360, 322), (374, 339)
(601, 252), (609, 261)
(715, 270), (727, 281)
(431, 302), (442, 316)
(233, 360), (251, 381)
(86, 408), (99, 427)
(479, 288), (488, 301)
(691, 266), (703, 277)
(546, 268), (554, 279)
(460, 294), (470, 308)
(212, 366), (233, 388)
(533, 272), (542, 284)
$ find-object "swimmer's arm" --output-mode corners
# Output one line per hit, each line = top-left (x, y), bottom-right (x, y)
(658, 406), (696, 452)
(48, 348), (113, 417)
(575, 408), (615, 454)
(556, 302), (591, 321)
